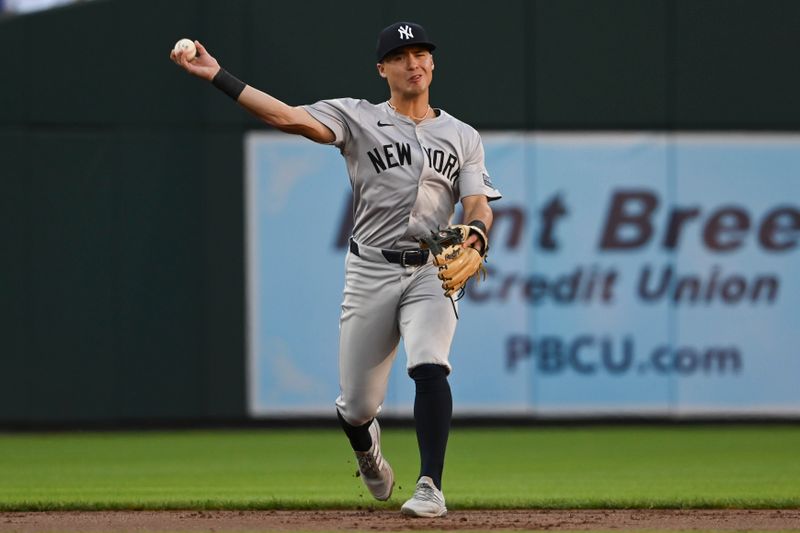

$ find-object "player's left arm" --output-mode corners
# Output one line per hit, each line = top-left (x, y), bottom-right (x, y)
(461, 194), (493, 254)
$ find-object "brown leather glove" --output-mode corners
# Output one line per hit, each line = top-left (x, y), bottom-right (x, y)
(419, 224), (488, 298)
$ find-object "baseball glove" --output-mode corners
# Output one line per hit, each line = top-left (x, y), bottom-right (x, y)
(419, 224), (489, 299)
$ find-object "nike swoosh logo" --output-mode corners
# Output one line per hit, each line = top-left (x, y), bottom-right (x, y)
(377, 121), (395, 127)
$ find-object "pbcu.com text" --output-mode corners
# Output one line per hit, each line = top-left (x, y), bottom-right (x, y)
(505, 335), (742, 376)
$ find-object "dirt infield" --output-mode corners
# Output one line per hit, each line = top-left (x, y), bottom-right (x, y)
(1, 510), (799, 532)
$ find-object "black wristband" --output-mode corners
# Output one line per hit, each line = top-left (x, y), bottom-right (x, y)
(212, 68), (246, 101)
(467, 219), (487, 236)
(467, 219), (488, 254)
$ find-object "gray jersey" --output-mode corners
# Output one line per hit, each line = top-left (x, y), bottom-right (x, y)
(303, 98), (501, 249)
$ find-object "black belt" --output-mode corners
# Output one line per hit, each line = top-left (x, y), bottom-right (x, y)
(349, 238), (429, 267)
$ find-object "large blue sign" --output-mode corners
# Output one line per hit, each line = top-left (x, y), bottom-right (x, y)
(246, 133), (800, 417)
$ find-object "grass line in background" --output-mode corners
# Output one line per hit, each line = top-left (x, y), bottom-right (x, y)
(0, 426), (798, 511)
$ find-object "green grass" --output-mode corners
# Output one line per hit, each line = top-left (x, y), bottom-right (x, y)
(0, 426), (798, 510)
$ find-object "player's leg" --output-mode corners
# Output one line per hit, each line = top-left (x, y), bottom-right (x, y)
(336, 252), (402, 500)
(336, 253), (402, 429)
(407, 363), (451, 488)
(397, 263), (457, 516)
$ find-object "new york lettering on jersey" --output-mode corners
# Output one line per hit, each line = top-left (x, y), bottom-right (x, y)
(366, 141), (460, 184)
(367, 142), (412, 173)
(422, 145), (459, 182)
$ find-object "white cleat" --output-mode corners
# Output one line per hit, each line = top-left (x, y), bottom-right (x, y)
(401, 476), (447, 517)
(354, 419), (394, 501)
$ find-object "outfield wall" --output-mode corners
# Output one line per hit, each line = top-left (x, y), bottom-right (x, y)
(2, 0), (799, 423)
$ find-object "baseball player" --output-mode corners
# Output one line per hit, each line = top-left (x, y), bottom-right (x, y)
(171, 21), (501, 517)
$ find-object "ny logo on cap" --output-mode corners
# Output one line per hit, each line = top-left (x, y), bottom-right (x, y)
(398, 25), (414, 40)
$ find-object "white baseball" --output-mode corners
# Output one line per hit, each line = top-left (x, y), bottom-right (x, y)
(173, 38), (196, 61)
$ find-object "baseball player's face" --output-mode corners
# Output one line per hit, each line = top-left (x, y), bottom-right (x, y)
(377, 46), (434, 98)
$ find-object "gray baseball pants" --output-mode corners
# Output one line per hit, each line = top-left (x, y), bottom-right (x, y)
(335, 241), (457, 426)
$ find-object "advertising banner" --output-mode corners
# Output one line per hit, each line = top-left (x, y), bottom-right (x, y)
(246, 133), (800, 417)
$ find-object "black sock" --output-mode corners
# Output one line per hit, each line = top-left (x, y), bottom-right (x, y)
(337, 409), (373, 452)
(409, 364), (452, 490)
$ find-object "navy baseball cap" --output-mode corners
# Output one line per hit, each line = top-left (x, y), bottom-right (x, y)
(376, 21), (436, 62)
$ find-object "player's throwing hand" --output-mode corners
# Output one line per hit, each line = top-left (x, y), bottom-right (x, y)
(170, 40), (220, 81)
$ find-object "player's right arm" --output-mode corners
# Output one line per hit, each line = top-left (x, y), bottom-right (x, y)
(237, 87), (335, 142)
(170, 41), (334, 144)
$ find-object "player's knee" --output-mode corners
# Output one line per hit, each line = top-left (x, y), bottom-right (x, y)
(338, 404), (378, 427)
(409, 363), (450, 393)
